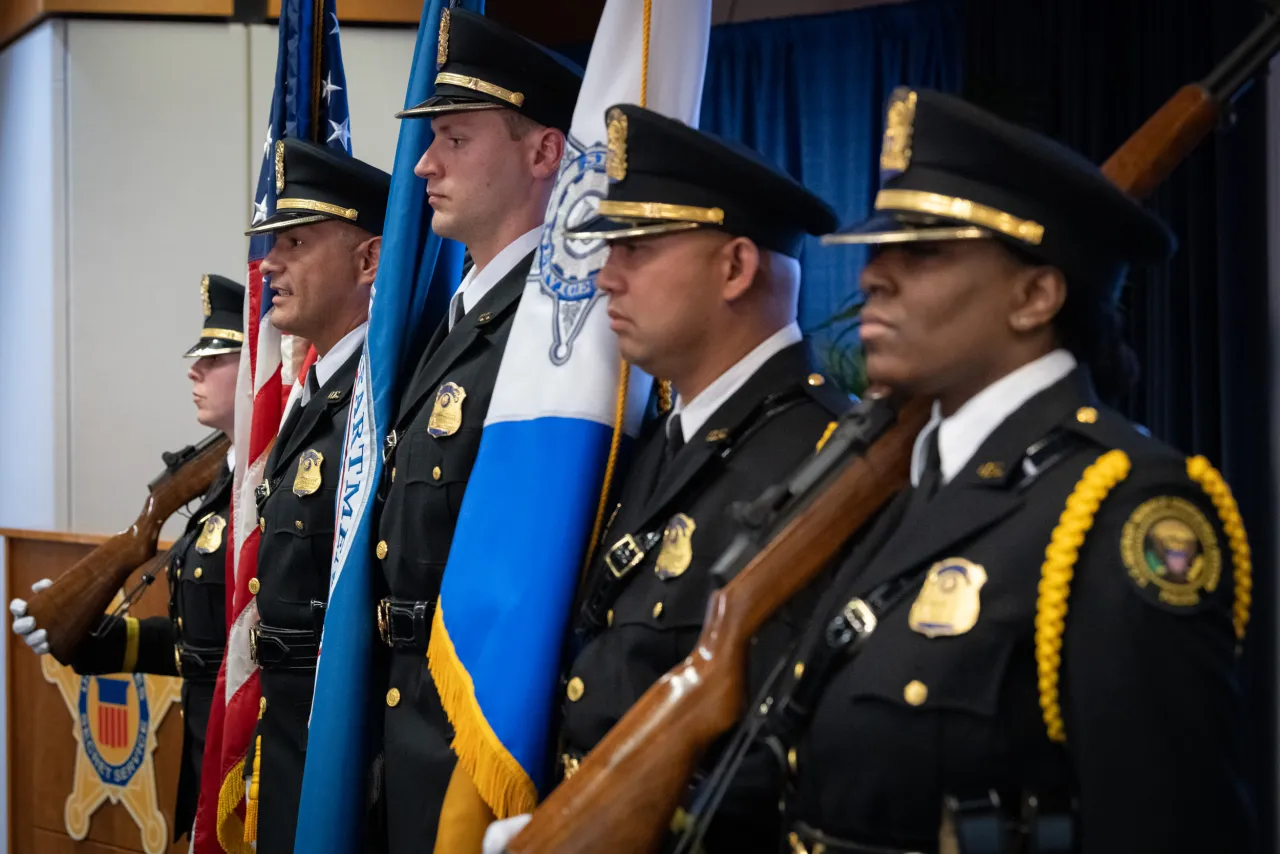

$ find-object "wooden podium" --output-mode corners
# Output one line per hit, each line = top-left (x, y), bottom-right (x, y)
(3, 529), (187, 854)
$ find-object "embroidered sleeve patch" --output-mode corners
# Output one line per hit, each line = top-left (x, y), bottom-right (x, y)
(1121, 496), (1221, 607)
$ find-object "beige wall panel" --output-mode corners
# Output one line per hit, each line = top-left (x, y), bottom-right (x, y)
(64, 19), (249, 537)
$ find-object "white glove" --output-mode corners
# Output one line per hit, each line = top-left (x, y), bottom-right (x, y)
(482, 814), (533, 854)
(10, 578), (53, 655)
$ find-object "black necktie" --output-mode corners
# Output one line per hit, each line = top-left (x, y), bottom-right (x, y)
(449, 292), (466, 329)
(664, 413), (685, 465)
(305, 366), (320, 401)
(916, 428), (942, 501)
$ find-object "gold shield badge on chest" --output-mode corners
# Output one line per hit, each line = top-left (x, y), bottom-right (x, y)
(195, 514), (226, 554)
(908, 557), (988, 638)
(293, 449), (324, 497)
(428, 382), (466, 438)
(655, 513), (696, 580)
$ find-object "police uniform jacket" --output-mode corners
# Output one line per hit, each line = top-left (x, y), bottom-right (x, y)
(249, 349), (359, 854)
(560, 341), (851, 852)
(780, 367), (1251, 854)
(72, 462), (232, 841)
(374, 253), (531, 851)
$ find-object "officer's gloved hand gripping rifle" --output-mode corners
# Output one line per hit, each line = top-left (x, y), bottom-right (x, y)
(16, 432), (231, 665)
(505, 10), (1280, 854)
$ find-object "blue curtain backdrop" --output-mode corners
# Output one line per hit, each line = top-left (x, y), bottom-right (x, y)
(697, 1), (960, 349)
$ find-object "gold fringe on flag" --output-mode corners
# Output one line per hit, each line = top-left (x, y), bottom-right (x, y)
(215, 758), (254, 854)
(427, 603), (539, 819)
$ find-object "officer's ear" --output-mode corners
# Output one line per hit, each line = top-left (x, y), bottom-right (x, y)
(356, 235), (382, 287)
(1007, 263), (1066, 337)
(720, 236), (761, 304)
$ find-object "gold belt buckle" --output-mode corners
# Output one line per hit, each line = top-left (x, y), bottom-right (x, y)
(377, 600), (391, 646)
(249, 624), (260, 663)
(605, 533), (645, 579)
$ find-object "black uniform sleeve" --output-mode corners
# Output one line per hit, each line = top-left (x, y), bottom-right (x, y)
(68, 615), (178, 676)
(1060, 460), (1252, 853)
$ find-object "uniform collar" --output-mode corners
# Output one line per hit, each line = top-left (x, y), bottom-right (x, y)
(451, 226), (542, 329)
(670, 321), (803, 443)
(304, 322), (368, 405)
(911, 348), (1078, 486)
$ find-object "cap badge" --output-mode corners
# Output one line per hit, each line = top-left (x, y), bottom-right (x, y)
(292, 449), (324, 497)
(275, 140), (286, 194)
(880, 89), (918, 177)
(200, 275), (212, 318)
(655, 513), (696, 580)
(908, 557), (987, 638)
(428, 381), (466, 438)
(437, 8), (450, 70)
(606, 108), (628, 182)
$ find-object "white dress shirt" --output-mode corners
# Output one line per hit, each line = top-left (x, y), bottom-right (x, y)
(669, 322), (803, 443)
(300, 322), (368, 406)
(448, 227), (542, 330)
(910, 348), (1078, 486)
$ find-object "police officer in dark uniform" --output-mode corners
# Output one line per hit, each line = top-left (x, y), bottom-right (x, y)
(10, 273), (245, 843)
(762, 89), (1253, 853)
(544, 105), (850, 852)
(373, 11), (581, 849)
(241, 138), (389, 853)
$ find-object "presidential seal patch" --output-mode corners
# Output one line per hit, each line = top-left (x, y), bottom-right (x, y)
(41, 592), (181, 854)
(428, 381), (466, 437)
(655, 513), (696, 580)
(908, 557), (987, 638)
(195, 513), (226, 554)
(1122, 496), (1221, 607)
(293, 449), (324, 496)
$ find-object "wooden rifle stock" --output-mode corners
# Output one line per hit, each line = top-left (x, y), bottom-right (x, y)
(26, 431), (230, 664)
(511, 12), (1280, 852)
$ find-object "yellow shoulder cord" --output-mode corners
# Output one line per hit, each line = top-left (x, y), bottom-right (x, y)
(1186, 456), (1252, 647)
(243, 697), (266, 842)
(122, 617), (140, 672)
(1036, 450), (1131, 743)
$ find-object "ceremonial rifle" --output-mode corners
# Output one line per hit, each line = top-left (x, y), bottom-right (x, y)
(25, 431), (231, 664)
(508, 10), (1280, 853)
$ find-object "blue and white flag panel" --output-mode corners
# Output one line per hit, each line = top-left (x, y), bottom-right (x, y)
(431, 0), (713, 817)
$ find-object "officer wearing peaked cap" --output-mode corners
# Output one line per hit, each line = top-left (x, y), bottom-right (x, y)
(242, 138), (389, 852)
(11, 273), (244, 842)
(373, 8), (582, 851)
(760, 89), (1253, 853)
(526, 104), (851, 853)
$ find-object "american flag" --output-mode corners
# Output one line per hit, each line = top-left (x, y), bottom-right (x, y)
(96, 677), (130, 750)
(191, 0), (351, 849)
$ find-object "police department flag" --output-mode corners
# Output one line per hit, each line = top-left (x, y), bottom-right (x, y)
(428, 0), (712, 830)
(290, 1), (477, 852)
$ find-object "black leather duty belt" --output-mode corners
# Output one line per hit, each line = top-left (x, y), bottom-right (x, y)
(250, 623), (320, 670)
(173, 643), (224, 681)
(377, 598), (435, 651)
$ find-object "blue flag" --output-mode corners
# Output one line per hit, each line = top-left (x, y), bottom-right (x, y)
(290, 1), (480, 851)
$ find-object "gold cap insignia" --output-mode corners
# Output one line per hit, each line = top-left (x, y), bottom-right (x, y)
(606, 108), (628, 182)
(437, 8), (450, 70)
(195, 514), (226, 554)
(908, 557), (987, 638)
(1122, 496), (1221, 607)
(201, 275), (212, 317)
(292, 449), (324, 497)
(880, 88), (918, 176)
(428, 381), (466, 438)
(275, 140), (286, 194)
(655, 513), (696, 580)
